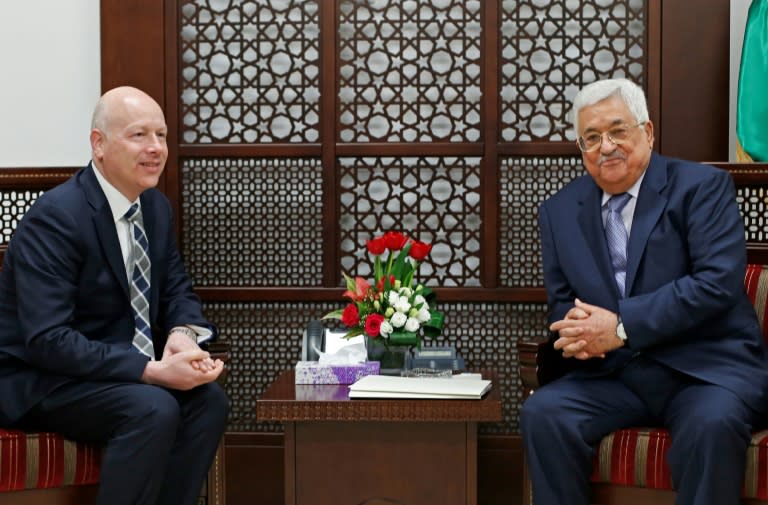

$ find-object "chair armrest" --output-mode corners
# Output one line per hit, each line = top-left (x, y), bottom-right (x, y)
(204, 341), (231, 385)
(206, 341), (230, 363)
(517, 334), (573, 398)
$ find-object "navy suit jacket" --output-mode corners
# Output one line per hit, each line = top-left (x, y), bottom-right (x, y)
(539, 152), (768, 412)
(0, 164), (213, 425)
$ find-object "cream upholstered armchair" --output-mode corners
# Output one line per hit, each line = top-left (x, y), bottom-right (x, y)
(518, 263), (768, 505)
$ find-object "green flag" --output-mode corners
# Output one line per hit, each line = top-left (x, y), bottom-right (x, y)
(737, 0), (768, 162)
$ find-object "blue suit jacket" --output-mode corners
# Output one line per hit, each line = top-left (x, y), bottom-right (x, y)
(0, 164), (213, 425)
(539, 152), (768, 412)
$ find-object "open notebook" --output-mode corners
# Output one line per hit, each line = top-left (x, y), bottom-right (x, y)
(348, 374), (492, 399)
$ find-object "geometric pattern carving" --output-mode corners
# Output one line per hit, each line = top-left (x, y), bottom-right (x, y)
(208, 300), (547, 434)
(499, 156), (584, 287)
(0, 190), (45, 243)
(338, 0), (482, 142)
(500, 0), (646, 141)
(180, 158), (324, 286)
(179, 0), (320, 143)
(338, 157), (482, 287)
(440, 301), (549, 434)
(737, 186), (768, 243)
(202, 301), (342, 433)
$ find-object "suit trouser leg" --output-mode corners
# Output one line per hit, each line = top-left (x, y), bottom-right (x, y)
(155, 384), (230, 505)
(519, 375), (653, 505)
(17, 381), (229, 505)
(663, 383), (757, 505)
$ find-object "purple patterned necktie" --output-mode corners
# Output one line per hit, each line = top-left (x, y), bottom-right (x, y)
(605, 193), (632, 298)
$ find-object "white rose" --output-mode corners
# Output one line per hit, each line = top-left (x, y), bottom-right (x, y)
(417, 307), (431, 323)
(388, 291), (400, 305)
(390, 312), (407, 328)
(414, 295), (427, 307)
(394, 298), (411, 313)
(405, 317), (420, 332)
(399, 287), (412, 298)
(379, 320), (393, 337)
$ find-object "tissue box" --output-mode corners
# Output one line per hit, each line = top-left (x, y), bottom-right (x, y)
(295, 361), (380, 385)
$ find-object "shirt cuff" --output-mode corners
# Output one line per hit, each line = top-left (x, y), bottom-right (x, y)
(172, 324), (213, 345)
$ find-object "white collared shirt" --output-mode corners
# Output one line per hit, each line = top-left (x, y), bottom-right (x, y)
(601, 169), (647, 236)
(91, 162), (139, 278)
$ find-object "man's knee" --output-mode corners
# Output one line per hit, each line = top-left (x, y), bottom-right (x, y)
(520, 388), (566, 437)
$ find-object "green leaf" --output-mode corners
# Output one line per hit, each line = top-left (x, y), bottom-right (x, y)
(342, 272), (356, 292)
(374, 255), (383, 284)
(390, 242), (412, 281)
(389, 330), (419, 346)
(420, 310), (445, 338)
(430, 310), (445, 328)
(321, 309), (344, 320)
(345, 328), (365, 339)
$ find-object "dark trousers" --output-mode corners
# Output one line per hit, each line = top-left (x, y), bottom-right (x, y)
(17, 381), (229, 505)
(519, 354), (760, 505)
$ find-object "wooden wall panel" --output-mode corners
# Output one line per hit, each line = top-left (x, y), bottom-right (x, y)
(659, 0), (730, 161)
(99, 0), (169, 195)
(100, 0), (166, 105)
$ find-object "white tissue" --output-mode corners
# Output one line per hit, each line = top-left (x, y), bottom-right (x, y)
(317, 341), (367, 365)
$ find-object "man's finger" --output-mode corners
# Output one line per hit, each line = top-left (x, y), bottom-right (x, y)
(574, 298), (593, 311)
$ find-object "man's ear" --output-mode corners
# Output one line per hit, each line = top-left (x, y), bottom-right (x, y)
(643, 120), (655, 149)
(90, 129), (105, 160)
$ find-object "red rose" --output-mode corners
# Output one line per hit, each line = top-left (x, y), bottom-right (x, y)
(341, 304), (360, 328)
(366, 236), (387, 255)
(365, 313), (385, 337)
(376, 274), (395, 292)
(383, 231), (408, 251)
(408, 240), (432, 261)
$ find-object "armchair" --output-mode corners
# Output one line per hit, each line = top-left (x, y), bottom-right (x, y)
(518, 264), (768, 505)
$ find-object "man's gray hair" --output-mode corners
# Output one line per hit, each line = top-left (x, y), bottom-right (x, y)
(571, 78), (649, 134)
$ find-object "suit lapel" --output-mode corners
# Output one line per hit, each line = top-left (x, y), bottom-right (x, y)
(81, 164), (131, 297)
(625, 153), (668, 297)
(577, 182), (620, 299)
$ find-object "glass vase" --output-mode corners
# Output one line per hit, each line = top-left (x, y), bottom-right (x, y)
(364, 335), (411, 376)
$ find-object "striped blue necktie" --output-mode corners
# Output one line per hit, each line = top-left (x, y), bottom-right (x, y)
(124, 203), (155, 358)
(605, 193), (632, 298)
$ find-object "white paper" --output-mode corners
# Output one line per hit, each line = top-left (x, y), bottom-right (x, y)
(348, 375), (492, 399)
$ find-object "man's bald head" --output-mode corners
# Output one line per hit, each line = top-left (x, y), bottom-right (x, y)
(91, 86), (163, 137)
(89, 86), (168, 201)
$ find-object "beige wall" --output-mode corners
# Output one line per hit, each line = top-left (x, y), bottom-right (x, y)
(0, 0), (100, 168)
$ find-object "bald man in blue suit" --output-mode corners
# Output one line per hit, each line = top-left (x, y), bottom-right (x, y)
(520, 79), (768, 505)
(0, 87), (228, 505)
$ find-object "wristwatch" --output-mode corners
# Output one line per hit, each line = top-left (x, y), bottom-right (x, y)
(616, 314), (628, 343)
(170, 326), (198, 343)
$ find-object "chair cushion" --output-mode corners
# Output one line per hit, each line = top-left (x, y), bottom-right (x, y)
(0, 429), (100, 491)
(744, 264), (768, 343)
(591, 427), (768, 499)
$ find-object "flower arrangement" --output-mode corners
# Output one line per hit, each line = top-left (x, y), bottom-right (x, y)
(323, 231), (444, 348)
